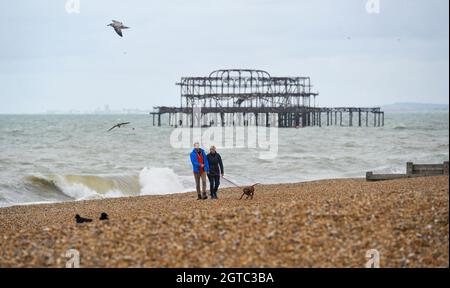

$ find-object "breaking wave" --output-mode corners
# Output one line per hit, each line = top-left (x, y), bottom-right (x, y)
(22, 167), (185, 202)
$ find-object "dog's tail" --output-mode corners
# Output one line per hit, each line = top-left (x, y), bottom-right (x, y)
(251, 183), (260, 187)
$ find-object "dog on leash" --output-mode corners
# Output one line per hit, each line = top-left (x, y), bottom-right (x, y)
(239, 183), (259, 200)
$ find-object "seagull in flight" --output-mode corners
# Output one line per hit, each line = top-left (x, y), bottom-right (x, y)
(107, 122), (131, 132)
(107, 20), (130, 37)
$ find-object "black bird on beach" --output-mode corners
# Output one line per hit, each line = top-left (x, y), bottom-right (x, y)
(107, 122), (131, 132)
(107, 20), (130, 37)
(99, 212), (109, 221)
(75, 214), (93, 224)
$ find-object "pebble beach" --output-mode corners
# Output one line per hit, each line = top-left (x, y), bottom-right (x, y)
(0, 176), (448, 268)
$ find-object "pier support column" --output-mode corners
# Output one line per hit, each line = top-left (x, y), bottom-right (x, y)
(373, 112), (377, 127)
(157, 113), (161, 127)
(358, 109), (362, 127)
(382, 112), (385, 126)
(327, 111), (330, 126)
(349, 111), (353, 127)
(335, 112), (337, 125)
(366, 111), (369, 127)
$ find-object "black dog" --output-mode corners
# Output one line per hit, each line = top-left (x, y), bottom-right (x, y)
(75, 214), (92, 224)
(99, 212), (109, 220)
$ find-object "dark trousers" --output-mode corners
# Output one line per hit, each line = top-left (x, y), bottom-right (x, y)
(207, 174), (220, 197)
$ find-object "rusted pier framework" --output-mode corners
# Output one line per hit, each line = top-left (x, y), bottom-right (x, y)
(150, 69), (384, 128)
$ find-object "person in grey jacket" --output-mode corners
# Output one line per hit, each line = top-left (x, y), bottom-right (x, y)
(206, 146), (224, 199)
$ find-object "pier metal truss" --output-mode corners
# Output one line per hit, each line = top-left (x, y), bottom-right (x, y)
(177, 69), (318, 110)
(151, 69), (384, 128)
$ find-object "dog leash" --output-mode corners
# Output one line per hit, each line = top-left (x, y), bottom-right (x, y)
(221, 176), (241, 188)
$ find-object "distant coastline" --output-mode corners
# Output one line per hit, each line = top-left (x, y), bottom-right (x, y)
(0, 102), (448, 115)
(382, 102), (449, 112)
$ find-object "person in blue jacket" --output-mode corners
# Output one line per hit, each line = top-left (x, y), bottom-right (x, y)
(190, 142), (209, 200)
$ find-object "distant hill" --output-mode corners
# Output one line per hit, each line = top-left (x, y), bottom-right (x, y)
(382, 102), (449, 112)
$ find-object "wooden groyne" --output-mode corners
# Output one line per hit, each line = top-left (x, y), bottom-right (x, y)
(150, 69), (385, 128)
(366, 161), (449, 181)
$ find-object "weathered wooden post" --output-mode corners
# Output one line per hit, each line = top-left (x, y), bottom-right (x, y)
(406, 162), (414, 175)
(349, 111), (353, 127)
(366, 111), (369, 127)
(382, 112), (385, 127)
(444, 161), (449, 175)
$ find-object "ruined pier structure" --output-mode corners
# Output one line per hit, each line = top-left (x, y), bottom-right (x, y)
(150, 69), (384, 128)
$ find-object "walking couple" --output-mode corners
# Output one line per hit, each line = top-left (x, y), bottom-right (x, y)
(190, 142), (224, 200)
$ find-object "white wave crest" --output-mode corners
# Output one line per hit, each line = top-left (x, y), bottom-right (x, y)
(139, 167), (185, 195)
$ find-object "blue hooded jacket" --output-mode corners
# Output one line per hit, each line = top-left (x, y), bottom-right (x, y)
(190, 148), (209, 173)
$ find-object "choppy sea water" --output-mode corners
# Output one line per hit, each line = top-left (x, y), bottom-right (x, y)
(0, 112), (448, 207)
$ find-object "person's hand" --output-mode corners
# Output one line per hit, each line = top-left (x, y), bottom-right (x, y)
(221, 173), (224, 177)
(201, 164), (204, 168)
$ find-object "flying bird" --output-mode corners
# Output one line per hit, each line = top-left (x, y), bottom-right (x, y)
(107, 20), (130, 37)
(107, 122), (131, 132)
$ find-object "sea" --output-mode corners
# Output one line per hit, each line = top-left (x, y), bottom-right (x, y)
(0, 111), (448, 207)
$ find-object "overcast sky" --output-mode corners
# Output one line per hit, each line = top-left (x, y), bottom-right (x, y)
(0, 0), (448, 113)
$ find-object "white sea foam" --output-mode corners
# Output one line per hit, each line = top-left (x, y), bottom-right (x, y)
(139, 167), (185, 195)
